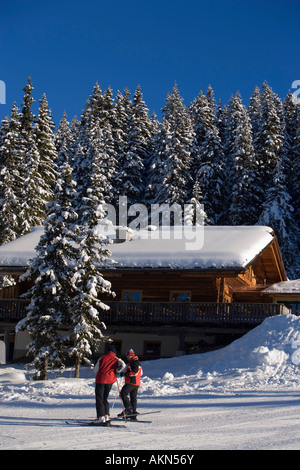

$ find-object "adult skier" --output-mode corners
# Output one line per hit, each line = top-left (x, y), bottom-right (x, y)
(94, 345), (125, 425)
(119, 348), (142, 420)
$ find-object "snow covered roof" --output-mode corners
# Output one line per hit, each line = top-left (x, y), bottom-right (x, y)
(263, 279), (300, 294)
(0, 225), (275, 271)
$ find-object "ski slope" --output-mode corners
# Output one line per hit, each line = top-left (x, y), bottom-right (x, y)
(1, 314), (300, 450)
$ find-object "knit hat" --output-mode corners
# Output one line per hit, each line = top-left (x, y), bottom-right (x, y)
(126, 348), (135, 356)
(108, 345), (116, 354)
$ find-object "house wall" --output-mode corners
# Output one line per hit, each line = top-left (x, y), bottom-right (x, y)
(97, 331), (180, 358)
(13, 330), (30, 360)
(95, 329), (223, 359)
(105, 271), (224, 303)
(0, 340), (5, 364)
(13, 327), (228, 360)
(104, 268), (270, 304)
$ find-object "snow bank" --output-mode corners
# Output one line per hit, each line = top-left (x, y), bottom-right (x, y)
(0, 367), (27, 383)
(141, 314), (300, 393)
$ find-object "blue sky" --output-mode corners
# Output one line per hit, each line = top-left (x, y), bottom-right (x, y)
(0, 0), (299, 125)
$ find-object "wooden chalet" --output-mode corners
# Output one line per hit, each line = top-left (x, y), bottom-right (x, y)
(0, 225), (289, 362)
(262, 279), (300, 316)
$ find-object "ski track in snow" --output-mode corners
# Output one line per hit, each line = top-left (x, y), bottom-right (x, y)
(1, 314), (300, 450)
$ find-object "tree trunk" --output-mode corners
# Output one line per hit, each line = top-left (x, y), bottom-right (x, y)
(74, 358), (81, 378)
(35, 359), (48, 380)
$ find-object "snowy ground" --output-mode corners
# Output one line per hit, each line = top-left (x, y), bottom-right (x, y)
(1, 314), (300, 451)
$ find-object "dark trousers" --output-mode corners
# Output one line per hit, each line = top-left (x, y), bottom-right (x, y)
(95, 383), (113, 418)
(120, 384), (139, 413)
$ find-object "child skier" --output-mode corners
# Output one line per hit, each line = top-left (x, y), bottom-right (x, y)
(119, 348), (142, 420)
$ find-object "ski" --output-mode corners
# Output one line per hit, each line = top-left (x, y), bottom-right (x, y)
(111, 410), (160, 423)
(65, 419), (126, 428)
(114, 410), (160, 419)
(111, 417), (152, 423)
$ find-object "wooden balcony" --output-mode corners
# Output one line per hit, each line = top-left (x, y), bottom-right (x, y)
(104, 301), (286, 325)
(0, 299), (288, 325)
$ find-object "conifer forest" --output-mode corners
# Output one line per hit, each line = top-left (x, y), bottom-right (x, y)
(0, 77), (299, 282)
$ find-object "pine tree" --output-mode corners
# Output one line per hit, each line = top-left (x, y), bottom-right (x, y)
(189, 90), (224, 224)
(216, 98), (226, 147)
(252, 82), (284, 196)
(99, 122), (117, 204)
(55, 112), (72, 164)
(291, 103), (300, 225)
(18, 78), (46, 234)
(91, 83), (115, 128)
(90, 82), (104, 121)
(258, 157), (300, 278)
(0, 114), (10, 167)
(132, 85), (155, 191)
(113, 88), (132, 204)
(68, 116), (80, 168)
(117, 85), (152, 207)
(74, 114), (113, 224)
(206, 84), (216, 108)
(282, 92), (300, 219)
(72, 93), (95, 196)
(144, 111), (160, 204)
(90, 84), (118, 204)
(150, 83), (194, 210)
(225, 92), (258, 225)
(146, 120), (167, 206)
(102, 86), (115, 126)
(0, 104), (24, 244)
(72, 84), (117, 212)
(91, 84), (118, 204)
(16, 157), (79, 379)
(69, 146), (115, 377)
(282, 91), (296, 184)
(185, 178), (208, 226)
(35, 93), (57, 200)
(248, 85), (261, 138)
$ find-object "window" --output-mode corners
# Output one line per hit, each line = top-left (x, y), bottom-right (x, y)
(170, 291), (191, 302)
(122, 291), (142, 301)
(143, 341), (161, 357)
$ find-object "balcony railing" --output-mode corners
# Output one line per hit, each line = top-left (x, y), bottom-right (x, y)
(0, 299), (29, 320)
(103, 301), (286, 325)
(0, 299), (288, 325)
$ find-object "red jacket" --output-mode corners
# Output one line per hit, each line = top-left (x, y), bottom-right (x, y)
(95, 352), (121, 384)
(124, 355), (142, 386)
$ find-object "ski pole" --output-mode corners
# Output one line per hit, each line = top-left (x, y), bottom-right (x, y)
(116, 377), (126, 421)
(111, 386), (119, 412)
